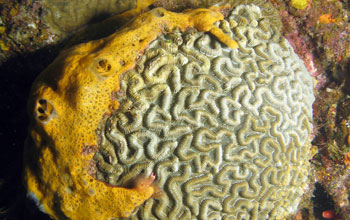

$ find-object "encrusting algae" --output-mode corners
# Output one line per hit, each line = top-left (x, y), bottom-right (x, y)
(23, 4), (237, 220)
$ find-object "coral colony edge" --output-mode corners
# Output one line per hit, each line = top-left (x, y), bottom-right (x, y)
(23, 2), (315, 220)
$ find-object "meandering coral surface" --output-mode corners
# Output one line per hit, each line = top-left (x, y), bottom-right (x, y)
(23, 3), (315, 220)
(23, 5), (237, 220)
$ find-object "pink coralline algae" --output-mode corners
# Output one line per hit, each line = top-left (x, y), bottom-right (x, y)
(280, 10), (326, 89)
(285, 30), (325, 89)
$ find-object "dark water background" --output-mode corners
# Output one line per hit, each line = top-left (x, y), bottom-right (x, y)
(0, 46), (60, 220)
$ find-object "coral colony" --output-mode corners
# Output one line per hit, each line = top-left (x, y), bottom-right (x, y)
(24, 2), (314, 220)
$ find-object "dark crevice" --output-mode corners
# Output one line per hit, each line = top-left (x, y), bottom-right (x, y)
(0, 44), (61, 220)
(312, 182), (337, 220)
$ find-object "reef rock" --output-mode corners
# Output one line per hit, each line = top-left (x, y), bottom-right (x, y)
(24, 3), (315, 220)
(41, 0), (137, 34)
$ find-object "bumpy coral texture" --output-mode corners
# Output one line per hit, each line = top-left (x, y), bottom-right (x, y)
(24, 5), (237, 220)
(95, 4), (315, 220)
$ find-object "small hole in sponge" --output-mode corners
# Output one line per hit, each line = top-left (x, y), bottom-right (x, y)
(96, 58), (112, 76)
(36, 98), (54, 123)
(39, 99), (47, 105)
(38, 107), (45, 114)
(153, 8), (165, 17)
(38, 115), (47, 121)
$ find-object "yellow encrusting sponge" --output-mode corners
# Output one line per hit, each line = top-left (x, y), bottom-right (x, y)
(290, 0), (309, 10)
(23, 5), (236, 220)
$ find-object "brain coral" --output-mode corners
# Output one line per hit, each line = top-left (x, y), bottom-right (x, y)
(23, 2), (314, 220)
(95, 4), (315, 220)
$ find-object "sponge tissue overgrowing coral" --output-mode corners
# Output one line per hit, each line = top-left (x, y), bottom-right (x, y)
(95, 4), (315, 220)
(23, 3), (315, 220)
